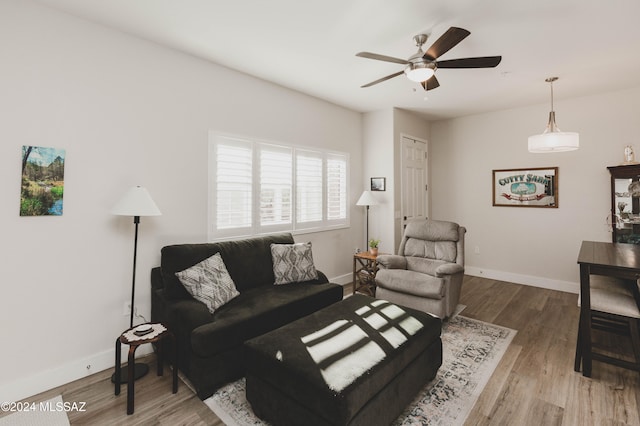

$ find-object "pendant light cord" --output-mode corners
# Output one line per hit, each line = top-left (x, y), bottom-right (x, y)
(546, 76), (558, 112)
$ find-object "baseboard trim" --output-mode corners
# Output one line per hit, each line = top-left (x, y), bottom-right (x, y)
(465, 266), (578, 294)
(1, 344), (153, 404)
(330, 272), (352, 286)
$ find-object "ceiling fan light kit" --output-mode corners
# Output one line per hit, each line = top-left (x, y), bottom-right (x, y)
(528, 77), (579, 153)
(357, 27), (502, 91)
(405, 63), (435, 82)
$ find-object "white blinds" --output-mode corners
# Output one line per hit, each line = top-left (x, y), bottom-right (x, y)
(260, 145), (292, 226)
(296, 151), (323, 224)
(327, 155), (347, 221)
(210, 133), (348, 239)
(215, 140), (252, 230)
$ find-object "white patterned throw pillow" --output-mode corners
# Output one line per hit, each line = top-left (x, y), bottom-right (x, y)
(175, 252), (240, 314)
(271, 242), (318, 285)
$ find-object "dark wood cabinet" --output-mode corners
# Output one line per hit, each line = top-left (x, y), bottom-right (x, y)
(608, 164), (640, 244)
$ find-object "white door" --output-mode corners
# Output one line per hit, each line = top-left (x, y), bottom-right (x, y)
(401, 135), (428, 229)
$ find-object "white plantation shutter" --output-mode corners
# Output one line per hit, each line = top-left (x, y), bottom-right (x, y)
(327, 154), (347, 222)
(215, 138), (252, 232)
(209, 133), (349, 240)
(260, 145), (292, 227)
(296, 151), (323, 225)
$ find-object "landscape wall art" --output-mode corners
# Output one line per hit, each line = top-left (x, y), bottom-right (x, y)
(20, 145), (66, 216)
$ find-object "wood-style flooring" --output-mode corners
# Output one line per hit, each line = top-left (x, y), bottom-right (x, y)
(3, 275), (639, 425)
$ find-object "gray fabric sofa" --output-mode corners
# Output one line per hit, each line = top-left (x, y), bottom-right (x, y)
(375, 219), (466, 319)
(150, 233), (343, 399)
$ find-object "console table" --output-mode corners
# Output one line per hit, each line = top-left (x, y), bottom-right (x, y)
(353, 251), (386, 296)
(575, 241), (640, 377)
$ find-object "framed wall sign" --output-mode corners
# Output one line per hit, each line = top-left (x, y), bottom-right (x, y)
(371, 177), (386, 191)
(492, 167), (558, 208)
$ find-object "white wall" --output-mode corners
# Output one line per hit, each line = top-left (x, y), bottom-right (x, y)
(0, 0), (362, 402)
(361, 110), (393, 253)
(431, 86), (640, 291)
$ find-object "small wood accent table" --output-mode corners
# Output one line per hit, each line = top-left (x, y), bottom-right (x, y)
(353, 251), (386, 296)
(114, 323), (178, 414)
(575, 241), (640, 377)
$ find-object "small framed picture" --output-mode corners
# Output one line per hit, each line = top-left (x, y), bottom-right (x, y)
(371, 177), (386, 191)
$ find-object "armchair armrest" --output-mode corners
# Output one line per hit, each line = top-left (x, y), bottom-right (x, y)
(435, 263), (464, 277)
(377, 255), (407, 270)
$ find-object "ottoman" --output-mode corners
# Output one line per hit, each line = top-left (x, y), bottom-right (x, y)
(244, 294), (442, 425)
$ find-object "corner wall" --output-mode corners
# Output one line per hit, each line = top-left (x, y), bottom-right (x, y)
(361, 108), (430, 255)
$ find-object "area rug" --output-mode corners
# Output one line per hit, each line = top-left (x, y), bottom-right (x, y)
(0, 395), (70, 426)
(205, 315), (516, 426)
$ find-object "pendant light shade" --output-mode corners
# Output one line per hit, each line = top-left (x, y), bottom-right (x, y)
(528, 77), (579, 153)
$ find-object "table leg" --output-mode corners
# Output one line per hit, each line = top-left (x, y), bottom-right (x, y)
(127, 345), (138, 415)
(578, 264), (592, 377)
(114, 338), (121, 395)
(157, 341), (164, 376)
(170, 333), (178, 393)
(573, 311), (583, 372)
(352, 256), (357, 294)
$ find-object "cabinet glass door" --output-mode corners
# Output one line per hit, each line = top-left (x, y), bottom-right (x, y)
(613, 177), (640, 243)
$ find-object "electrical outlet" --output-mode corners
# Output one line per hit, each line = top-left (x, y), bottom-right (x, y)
(123, 301), (131, 316)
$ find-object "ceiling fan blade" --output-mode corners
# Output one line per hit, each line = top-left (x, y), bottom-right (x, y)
(437, 56), (502, 69)
(356, 52), (410, 65)
(361, 70), (405, 88)
(424, 27), (470, 60)
(420, 75), (440, 91)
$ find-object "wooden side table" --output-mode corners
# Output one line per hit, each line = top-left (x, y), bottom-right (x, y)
(114, 323), (178, 415)
(353, 251), (386, 296)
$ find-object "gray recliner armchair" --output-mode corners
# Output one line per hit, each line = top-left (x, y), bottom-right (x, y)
(375, 219), (466, 319)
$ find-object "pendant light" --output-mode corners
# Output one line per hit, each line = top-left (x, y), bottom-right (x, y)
(528, 77), (579, 153)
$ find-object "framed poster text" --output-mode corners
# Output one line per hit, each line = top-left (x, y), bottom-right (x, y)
(492, 167), (558, 208)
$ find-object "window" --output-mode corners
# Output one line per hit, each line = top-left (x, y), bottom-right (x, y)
(214, 139), (252, 231)
(296, 150), (323, 226)
(260, 145), (292, 227)
(209, 133), (349, 239)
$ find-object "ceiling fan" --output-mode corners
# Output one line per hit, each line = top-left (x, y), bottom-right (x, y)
(356, 27), (502, 91)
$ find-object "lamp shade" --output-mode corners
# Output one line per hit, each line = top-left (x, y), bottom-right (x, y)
(528, 131), (579, 153)
(356, 190), (379, 207)
(528, 77), (579, 153)
(111, 186), (162, 216)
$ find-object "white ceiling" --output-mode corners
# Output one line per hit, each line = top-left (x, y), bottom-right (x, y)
(34, 0), (640, 120)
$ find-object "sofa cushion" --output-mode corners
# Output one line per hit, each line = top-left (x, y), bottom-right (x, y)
(271, 242), (318, 285)
(161, 233), (295, 299)
(189, 282), (343, 357)
(175, 253), (240, 314)
(376, 269), (444, 299)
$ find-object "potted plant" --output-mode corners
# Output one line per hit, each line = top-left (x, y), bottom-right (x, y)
(368, 238), (380, 256)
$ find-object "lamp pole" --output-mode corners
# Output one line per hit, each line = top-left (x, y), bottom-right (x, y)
(365, 204), (370, 251)
(129, 215), (140, 329)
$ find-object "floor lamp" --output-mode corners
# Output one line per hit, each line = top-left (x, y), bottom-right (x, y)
(356, 190), (378, 251)
(110, 185), (161, 383)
